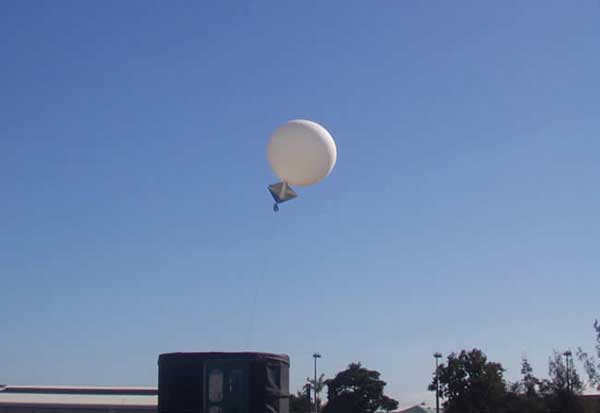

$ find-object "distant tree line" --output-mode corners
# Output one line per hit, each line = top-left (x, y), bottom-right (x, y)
(429, 349), (584, 413)
(429, 319), (600, 413)
(290, 319), (600, 413)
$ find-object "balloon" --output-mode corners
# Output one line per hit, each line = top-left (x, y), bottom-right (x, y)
(267, 120), (337, 186)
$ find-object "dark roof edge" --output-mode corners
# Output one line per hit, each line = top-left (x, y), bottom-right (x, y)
(0, 402), (156, 410)
(158, 352), (290, 365)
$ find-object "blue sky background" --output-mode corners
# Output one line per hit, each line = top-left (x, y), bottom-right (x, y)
(1, 0), (599, 407)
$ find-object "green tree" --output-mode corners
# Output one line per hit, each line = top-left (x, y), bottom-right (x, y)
(520, 357), (541, 398)
(428, 349), (507, 413)
(505, 358), (545, 413)
(323, 362), (398, 413)
(545, 351), (583, 393)
(306, 374), (326, 412)
(290, 389), (312, 413)
(540, 351), (584, 413)
(307, 374), (326, 394)
(379, 395), (399, 412)
(577, 319), (600, 388)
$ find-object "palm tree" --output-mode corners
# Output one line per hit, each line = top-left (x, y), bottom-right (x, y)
(306, 374), (326, 412)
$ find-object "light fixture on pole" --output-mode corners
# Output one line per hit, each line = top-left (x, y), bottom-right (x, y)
(434, 353), (442, 413)
(313, 353), (322, 413)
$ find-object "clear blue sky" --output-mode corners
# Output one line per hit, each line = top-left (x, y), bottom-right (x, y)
(1, 0), (599, 407)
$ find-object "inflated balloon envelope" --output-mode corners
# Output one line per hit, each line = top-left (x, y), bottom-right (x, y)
(267, 119), (337, 211)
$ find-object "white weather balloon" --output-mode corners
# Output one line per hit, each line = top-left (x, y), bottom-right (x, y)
(267, 119), (337, 186)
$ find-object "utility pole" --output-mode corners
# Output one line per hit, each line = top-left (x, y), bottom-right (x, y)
(563, 350), (572, 392)
(434, 353), (442, 413)
(313, 353), (321, 413)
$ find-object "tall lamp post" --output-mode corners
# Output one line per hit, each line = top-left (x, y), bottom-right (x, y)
(563, 350), (572, 392)
(434, 353), (442, 413)
(313, 353), (322, 413)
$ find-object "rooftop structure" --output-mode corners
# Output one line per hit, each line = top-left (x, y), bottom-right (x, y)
(0, 385), (157, 413)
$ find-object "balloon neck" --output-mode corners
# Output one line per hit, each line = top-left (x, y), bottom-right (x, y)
(280, 182), (289, 198)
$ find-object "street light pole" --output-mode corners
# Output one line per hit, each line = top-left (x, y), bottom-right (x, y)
(563, 350), (572, 392)
(434, 353), (442, 413)
(313, 353), (321, 413)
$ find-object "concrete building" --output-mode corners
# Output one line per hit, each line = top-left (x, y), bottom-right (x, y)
(0, 386), (157, 413)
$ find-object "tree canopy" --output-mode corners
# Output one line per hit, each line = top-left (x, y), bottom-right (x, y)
(290, 389), (312, 413)
(429, 349), (507, 413)
(429, 349), (587, 413)
(538, 351), (584, 413)
(578, 319), (600, 388)
(323, 362), (398, 413)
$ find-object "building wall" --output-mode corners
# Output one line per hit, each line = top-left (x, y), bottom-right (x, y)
(581, 395), (600, 413)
